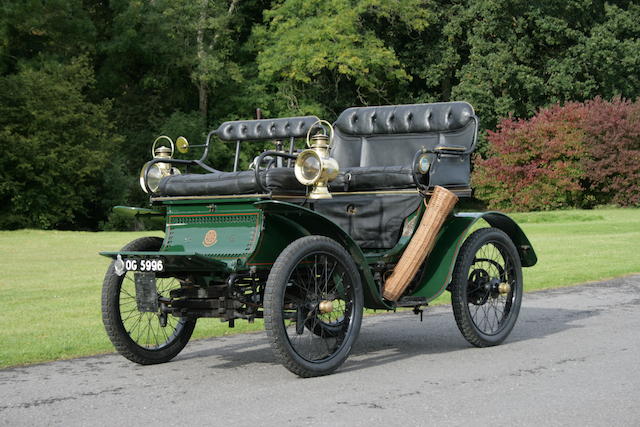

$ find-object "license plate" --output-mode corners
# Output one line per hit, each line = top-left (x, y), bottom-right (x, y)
(124, 258), (164, 272)
(115, 255), (164, 276)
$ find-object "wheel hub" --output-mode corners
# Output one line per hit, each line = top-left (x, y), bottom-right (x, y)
(158, 311), (168, 327)
(468, 271), (512, 303)
(319, 300), (334, 314)
(467, 269), (490, 305)
(498, 282), (511, 295)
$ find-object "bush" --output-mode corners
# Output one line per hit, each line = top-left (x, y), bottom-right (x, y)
(474, 97), (640, 211)
(473, 104), (588, 211)
(581, 98), (640, 207)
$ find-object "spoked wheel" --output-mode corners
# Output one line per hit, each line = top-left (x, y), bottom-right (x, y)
(102, 237), (196, 364)
(264, 236), (363, 377)
(450, 228), (523, 347)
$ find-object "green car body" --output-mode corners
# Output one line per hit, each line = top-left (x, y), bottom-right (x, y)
(102, 199), (536, 310)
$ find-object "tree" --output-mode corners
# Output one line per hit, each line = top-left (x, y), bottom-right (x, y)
(0, 0), (96, 73)
(0, 58), (123, 229)
(2, 1), (640, 229)
(397, 0), (640, 140)
(100, 0), (247, 123)
(449, 0), (640, 131)
(253, 0), (431, 116)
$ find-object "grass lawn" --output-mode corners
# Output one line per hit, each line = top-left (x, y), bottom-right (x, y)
(1, 208), (638, 368)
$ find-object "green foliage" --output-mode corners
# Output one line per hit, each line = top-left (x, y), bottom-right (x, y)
(546, 3), (640, 102)
(0, 58), (123, 229)
(253, 0), (431, 115)
(406, 0), (640, 133)
(101, 0), (245, 119)
(0, 0), (96, 72)
(2, 1), (640, 229)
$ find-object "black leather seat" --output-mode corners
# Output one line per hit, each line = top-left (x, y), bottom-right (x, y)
(330, 102), (477, 190)
(156, 116), (319, 197)
(158, 170), (264, 196)
(156, 103), (478, 198)
(265, 166), (414, 194)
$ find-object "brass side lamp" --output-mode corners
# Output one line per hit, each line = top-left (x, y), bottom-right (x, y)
(294, 120), (339, 199)
(139, 135), (182, 193)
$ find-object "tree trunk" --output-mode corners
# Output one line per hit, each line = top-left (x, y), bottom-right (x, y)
(197, 0), (208, 123)
(196, 0), (240, 124)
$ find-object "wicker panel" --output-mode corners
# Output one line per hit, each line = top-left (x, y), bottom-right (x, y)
(382, 186), (458, 301)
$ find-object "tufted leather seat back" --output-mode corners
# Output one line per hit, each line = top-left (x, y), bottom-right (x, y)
(215, 116), (320, 141)
(331, 102), (477, 168)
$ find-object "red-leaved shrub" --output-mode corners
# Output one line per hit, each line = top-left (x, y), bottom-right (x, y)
(581, 97), (640, 207)
(473, 97), (640, 211)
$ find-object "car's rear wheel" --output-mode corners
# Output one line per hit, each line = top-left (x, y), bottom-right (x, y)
(102, 237), (196, 364)
(264, 236), (363, 377)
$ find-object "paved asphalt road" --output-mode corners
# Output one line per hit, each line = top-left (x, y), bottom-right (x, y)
(2, 275), (639, 426)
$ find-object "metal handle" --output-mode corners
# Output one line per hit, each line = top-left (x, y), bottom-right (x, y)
(151, 135), (175, 158)
(305, 120), (334, 147)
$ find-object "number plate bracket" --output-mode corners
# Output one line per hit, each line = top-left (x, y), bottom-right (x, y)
(134, 272), (158, 312)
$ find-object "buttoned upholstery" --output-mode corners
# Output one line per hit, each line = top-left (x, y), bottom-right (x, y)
(330, 102), (477, 189)
(157, 103), (478, 197)
(216, 116), (320, 141)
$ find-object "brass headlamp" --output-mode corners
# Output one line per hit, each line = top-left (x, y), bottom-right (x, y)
(294, 120), (339, 199)
(139, 136), (181, 193)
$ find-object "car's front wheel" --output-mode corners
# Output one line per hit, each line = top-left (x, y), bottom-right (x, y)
(102, 237), (196, 364)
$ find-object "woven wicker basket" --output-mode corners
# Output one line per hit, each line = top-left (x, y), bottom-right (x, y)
(382, 186), (458, 301)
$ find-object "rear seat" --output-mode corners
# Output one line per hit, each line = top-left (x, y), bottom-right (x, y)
(330, 102), (477, 190)
(267, 102), (478, 195)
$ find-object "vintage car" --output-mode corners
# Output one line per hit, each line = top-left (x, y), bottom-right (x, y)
(100, 102), (537, 377)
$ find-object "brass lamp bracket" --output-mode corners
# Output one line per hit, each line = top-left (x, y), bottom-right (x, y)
(294, 120), (340, 199)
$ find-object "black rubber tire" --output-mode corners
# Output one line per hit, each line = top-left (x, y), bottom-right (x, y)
(450, 228), (523, 347)
(102, 237), (196, 365)
(264, 236), (363, 377)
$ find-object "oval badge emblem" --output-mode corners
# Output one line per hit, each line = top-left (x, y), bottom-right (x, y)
(203, 230), (218, 247)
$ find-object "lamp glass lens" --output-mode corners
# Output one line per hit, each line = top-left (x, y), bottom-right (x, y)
(147, 164), (163, 192)
(301, 155), (321, 181)
(418, 155), (430, 174)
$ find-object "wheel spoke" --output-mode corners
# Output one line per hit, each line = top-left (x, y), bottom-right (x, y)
(281, 250), (357, 363)
(462, 238), (519, 337)
(117, 275), (185, 350)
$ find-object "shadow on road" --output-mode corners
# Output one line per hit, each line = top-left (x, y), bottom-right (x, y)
(174, 305), (600, 374)
(340, 306), (601, 374)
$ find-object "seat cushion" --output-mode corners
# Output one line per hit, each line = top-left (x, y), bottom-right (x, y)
(332, 166), (414, 191)
(157, 165), (415, 197)
(266, 166), (415, 194)
(157, 171), (265, 196)
(264, 168), (305, 194)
